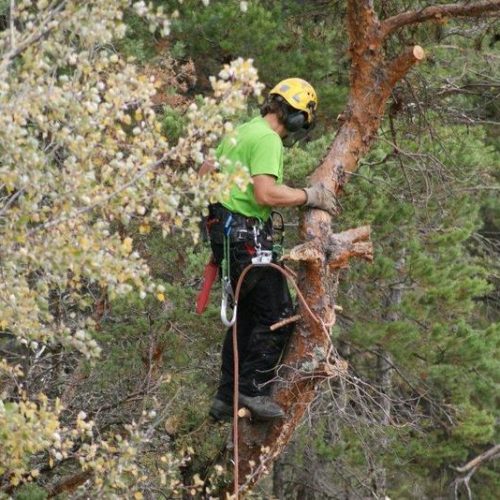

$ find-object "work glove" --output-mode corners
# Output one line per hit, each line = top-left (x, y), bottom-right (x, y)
(303, 184), (340, 216)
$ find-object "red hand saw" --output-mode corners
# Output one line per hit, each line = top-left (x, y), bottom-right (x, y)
(195, 258), (218, 314)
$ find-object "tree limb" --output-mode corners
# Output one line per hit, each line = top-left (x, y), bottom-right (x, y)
(451, 444), (500, 500)
(381, 1), (500, 39)
(0, 1), (69, 76)
(454, 443), (500, 474)
(387, 46), (426, 88)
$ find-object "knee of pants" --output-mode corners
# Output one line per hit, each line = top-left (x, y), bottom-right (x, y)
(246, 328), (292, 356)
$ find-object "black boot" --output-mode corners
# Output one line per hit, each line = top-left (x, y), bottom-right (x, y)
(209, 397), (233, 422)
(238, 394), (284, 420)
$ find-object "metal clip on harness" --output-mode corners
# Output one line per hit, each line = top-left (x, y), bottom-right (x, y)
(221, 276), (237, 327)
(221, 215), (238, 327)
(220, 218), (273, 327)
(251, 226), (273, 265)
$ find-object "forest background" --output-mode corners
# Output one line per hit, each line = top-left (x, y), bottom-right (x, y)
(0, 0), (498, 499)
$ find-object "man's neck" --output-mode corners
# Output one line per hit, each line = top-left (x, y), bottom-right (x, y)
(264, 113), (287, 138)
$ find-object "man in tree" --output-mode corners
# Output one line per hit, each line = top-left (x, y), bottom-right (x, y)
(201, 78), (337, 421)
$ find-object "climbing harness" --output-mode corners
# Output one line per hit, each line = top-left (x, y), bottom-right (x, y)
(219, 211), (275, 325)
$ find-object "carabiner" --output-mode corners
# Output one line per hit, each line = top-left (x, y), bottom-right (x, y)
(220, 277), (237, 327)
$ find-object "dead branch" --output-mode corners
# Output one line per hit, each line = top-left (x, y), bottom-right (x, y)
(450, 445), (500, 500)
(454, 444), (500, 474)
(270, 314), (302, 332)
(46, 471), (91, 498)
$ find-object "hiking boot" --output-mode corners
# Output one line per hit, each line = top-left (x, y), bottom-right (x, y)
(209, 398), (233, 422)
(238, 394), (285, 420)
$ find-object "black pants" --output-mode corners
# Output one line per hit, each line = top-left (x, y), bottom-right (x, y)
(211, 241), (294, 403)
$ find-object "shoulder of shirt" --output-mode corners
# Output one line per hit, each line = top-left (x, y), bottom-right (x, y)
(241, 118), (281, 143)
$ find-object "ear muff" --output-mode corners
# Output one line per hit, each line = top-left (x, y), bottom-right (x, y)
(285, 110), (306, 132)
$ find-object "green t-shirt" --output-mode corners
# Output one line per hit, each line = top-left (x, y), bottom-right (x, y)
(216, 116), (283, 220)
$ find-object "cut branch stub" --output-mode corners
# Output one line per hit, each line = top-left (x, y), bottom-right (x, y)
(329, 241), (374, 270)
(287, 239), (324, 265)
(288, 226), (374, 270)
(387, 45), (425, 88)
(327, 225), (374, 269)
(329, 225), (371, 245)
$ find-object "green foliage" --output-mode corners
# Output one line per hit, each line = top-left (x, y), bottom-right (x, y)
(118, 12), (158, 62)
(161, 105), (187, 145)
(327, 120), (500, 496)
(284, 133), (334, 186)
(14, 484), (48, 500)
(159, 0), (349, 125)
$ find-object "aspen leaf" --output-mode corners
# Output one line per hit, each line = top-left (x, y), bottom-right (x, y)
(122, 237), (133, 254)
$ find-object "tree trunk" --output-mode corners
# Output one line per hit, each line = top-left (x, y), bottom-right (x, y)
(272, 456), (285, 499)
(229, 1), (500, 496)
(374, 254), (404, 496)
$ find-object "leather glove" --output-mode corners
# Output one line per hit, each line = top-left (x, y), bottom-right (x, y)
(303, 184), (340, 216)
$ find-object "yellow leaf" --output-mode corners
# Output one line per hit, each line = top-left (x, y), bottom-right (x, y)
(122, 237), (133, 254)
(80, 236), (90, 250)
(164, 416), (178, 434)
(156, 293), (165, 302)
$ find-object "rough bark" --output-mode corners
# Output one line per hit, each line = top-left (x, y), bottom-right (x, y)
(231, 0), (500, 495)
(272, 456), (285, 499)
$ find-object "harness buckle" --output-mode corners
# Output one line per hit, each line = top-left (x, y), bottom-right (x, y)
(235, 228), (249, 241)
(251, 249), (273, 265)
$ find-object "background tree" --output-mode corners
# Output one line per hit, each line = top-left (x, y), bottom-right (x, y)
(0, 0), (261, 496)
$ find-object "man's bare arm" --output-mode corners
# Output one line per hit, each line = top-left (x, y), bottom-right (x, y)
(253, 174), (306, 207)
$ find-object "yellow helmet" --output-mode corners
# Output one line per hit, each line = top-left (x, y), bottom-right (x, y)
(269, 78), (318, 125)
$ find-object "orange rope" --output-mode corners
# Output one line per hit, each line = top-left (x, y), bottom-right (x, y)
(230, 262), (327, 498)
